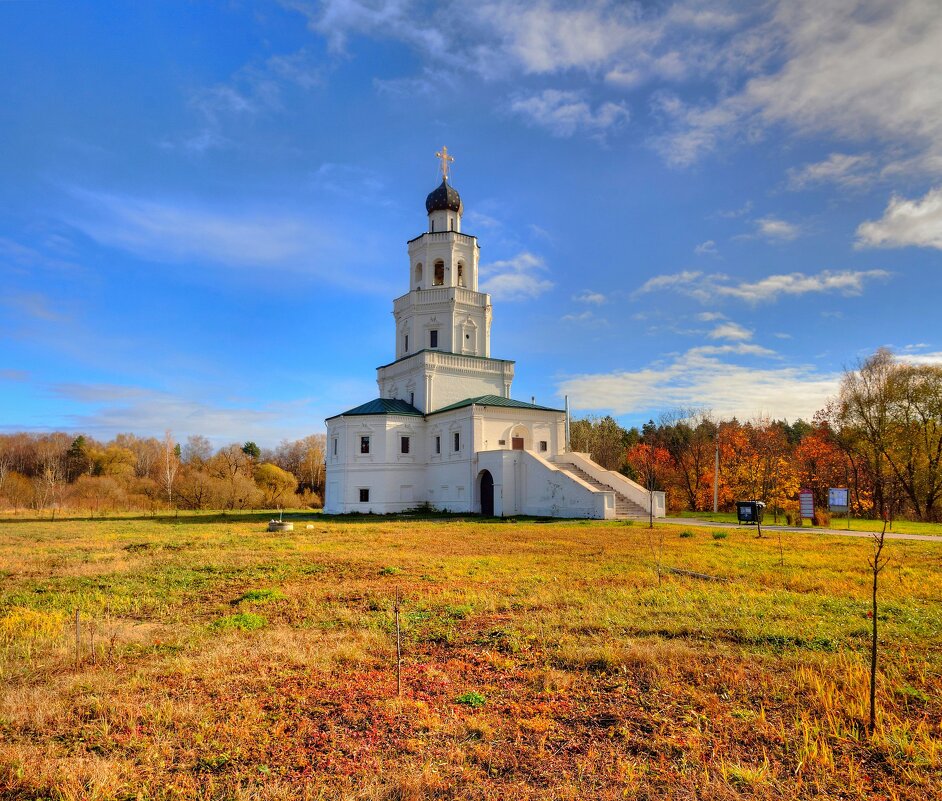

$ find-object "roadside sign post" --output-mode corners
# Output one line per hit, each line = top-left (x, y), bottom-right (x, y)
(799, 490), (814, 525)
(829, 487), (850, 530)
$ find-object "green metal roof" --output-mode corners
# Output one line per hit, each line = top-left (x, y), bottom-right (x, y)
(429, 395), (564, 415)
(326, 397), (423, 420)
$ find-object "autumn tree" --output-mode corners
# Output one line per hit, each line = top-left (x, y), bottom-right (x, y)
(254, 463), (299, 508)
(836, 349), (942, 521)
(182, 434), (213, 467)
(658, 409), (716, 512)
(570, 415), (635, 471)
(1, 471), (33, 512)
(160, 430), (180, 508)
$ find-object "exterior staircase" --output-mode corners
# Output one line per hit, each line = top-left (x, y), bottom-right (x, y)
(557, 463), (651, 520)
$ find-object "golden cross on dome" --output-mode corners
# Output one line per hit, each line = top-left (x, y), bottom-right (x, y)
(435, 145), (454, 181)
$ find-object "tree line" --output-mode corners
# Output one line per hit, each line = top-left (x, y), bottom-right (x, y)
(1, 349), (938, 520)
(572, 349), (942, 522)
(0, 431), (326, 514)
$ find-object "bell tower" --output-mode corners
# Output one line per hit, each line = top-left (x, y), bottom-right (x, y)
(376, 148), (513, 412)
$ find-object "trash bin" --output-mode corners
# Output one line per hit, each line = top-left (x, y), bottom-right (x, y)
(736, 500), (765, 524)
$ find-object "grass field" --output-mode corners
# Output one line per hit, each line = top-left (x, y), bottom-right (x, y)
(0, 512), (940, 799)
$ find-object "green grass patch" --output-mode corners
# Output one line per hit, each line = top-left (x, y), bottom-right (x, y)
(233, 588), (285, 604)
(455, 691), (486, 708)
(210, 613), (267, 631)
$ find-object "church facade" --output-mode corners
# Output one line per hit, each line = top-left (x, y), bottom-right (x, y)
(324, 151), (665, 520)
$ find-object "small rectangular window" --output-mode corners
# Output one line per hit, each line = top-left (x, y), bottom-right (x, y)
(539, 441), (548, 452)
(401, 436), (410, 454)
(360, 436), (370, 454)
(498, 439), (506, 445)
(404, 334), (408, 352)
(430, 329), (438, 348)
(453, 432), (460, 452)
(359, 488), (370, 502)
(410, 392), (414, 405)
(333, 438), (338, 456)
(435, 435), (441, 454)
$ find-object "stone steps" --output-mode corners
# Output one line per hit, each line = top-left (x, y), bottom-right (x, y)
(557, 463), (650, 520)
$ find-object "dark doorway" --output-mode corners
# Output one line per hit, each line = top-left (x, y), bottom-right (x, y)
(479, 470), (494, 516)
(511, 437), (524, 450)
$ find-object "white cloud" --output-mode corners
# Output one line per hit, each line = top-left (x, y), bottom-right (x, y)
(559, 346), (840, 421)
(656, 0), (942, 174)
(855, 186), (942, 250)
(786, 152), (875, 190)
(573, 289), (607, 305)
(479, 251), (554, 301)
(694, 239), (718, 256)
(52, 382), (336, 445)
(707, 322), (752, 341)
(755, 216), (800, 241)
(696, 311), (726, 322)
(638, 268), (890, 304)
(2, 292), (66, 323)
(64, 188), (347, 278)
(561, 310), (608, 327)
(510, 89), (629, 139)
(635, 270), (704, 295)
(900, 351), (942, 366)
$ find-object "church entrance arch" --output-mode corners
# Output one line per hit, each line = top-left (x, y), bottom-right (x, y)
(478, 470), (494, 516)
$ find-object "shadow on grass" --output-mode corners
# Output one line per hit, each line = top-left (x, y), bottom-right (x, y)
(0, 510), (609, 526)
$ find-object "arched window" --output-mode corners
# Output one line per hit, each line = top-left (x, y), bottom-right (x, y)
(430, 220), (435, 232)
(457, 262), (465, 287)
(433, 260), (445, 286)
(414, 263), (423, 287)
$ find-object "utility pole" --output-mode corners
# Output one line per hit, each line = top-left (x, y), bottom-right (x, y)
(713, 437), (719, 514)
(564, 395), (571, 452)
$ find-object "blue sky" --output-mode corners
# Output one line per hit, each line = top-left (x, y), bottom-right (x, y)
(2, 0), (942, 446)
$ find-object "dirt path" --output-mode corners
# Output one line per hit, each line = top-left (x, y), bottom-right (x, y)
(661, 517), (942, 543)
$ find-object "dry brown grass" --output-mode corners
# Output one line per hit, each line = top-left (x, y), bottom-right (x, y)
(0, 513), (939, 799)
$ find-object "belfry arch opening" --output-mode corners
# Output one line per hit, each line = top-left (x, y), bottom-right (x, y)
(433, 260), (445, 286)
(457, 261), (465, 287)
(414, 263), (423, 287)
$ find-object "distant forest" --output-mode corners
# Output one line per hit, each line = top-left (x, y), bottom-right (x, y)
(2, 349), (940, 521)
(574, 349), (942, 523)
(0, 432), (325, 514)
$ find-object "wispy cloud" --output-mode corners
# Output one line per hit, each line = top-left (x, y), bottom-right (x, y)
(694, 239), (718, 256)
(573, 289), (607, 305)
(635, 270), (704, 295)
(707, 321), (752, 341)
(754, 216), (800, 241)
(654, 0), (942, 175)
(510, 89), (629, 139)
(479, 251), (554, 301)
(559, 346), (839, 421)
(856, 187), (942, 250)
(51, 381), (334, 445)
(1, 292), (67, 323)
(637, 268), (890, 304)
(63, 188), (354, 281)
(786, 152), (875, 190)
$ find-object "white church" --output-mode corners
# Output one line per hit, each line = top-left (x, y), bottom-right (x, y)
(324, 149), (665, 520)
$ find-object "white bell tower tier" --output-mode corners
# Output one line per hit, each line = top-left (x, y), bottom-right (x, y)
(377, 147), (514, 412)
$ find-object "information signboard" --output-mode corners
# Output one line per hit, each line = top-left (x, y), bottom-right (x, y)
(799, 490), (814, 520)
(828, 487), (849, 512)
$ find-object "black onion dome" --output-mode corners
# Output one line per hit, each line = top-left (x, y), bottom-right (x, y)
(425, 179), (462, 214)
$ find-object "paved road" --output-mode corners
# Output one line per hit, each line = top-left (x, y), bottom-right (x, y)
(661, 517), (942, 543)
